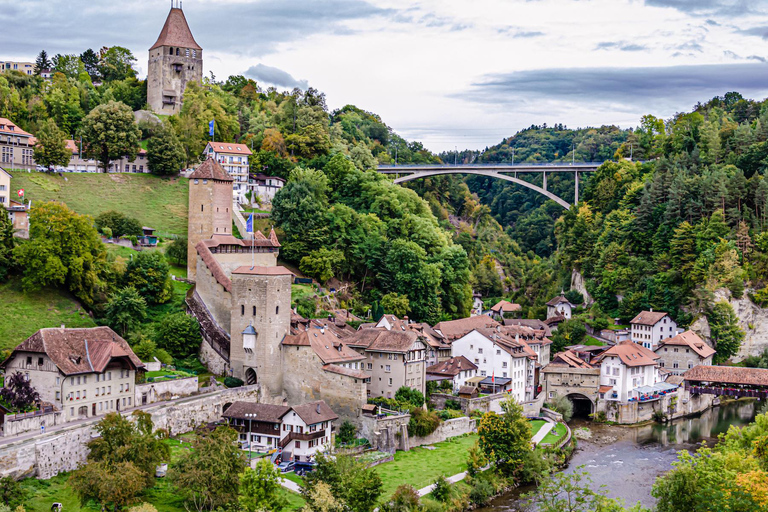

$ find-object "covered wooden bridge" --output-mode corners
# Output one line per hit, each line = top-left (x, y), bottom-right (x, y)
(683, 365), (768, 399)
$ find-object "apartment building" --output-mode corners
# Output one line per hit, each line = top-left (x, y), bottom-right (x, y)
(630, 310), (679, 350)
(248, 173), (285, 204)
(0, 118), (35, 171)
(64, 140), (151, 173)
(654, 330), (715, 375)
(1, 61), (34, 75)
(204, 141), (252, 203)
(0, 327), (144, 422)
(594, 340), (661, 402)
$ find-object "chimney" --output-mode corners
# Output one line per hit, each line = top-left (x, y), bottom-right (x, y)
(649, 307), (653, 312)
(282, 398), (288, 406)
(316, 403), (321, 414)
(321, 326), (325, 335)
(403, 315), (409, 324)
(61, 324), (65, 329)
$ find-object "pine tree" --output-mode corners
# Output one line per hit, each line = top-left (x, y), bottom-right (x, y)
(34, 50), (51, 75)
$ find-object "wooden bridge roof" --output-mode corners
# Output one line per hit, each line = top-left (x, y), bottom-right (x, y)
(683, 365), (768, 386)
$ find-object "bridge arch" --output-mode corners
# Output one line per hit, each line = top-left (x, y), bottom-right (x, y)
(392, 169), (572, 209)
(565, 392), (595, 418)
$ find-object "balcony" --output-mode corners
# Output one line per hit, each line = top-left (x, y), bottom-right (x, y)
(279, 430), (326, 448)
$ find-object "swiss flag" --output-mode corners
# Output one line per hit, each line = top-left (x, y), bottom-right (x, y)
(491, 372), (495, 384)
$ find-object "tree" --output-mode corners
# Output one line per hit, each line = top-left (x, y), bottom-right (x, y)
(546, 395), (574, 422)
(34, 50), (51, 74)
(166, 237), (188, 266)
(104, 286), (147, 336)
(13, 202), (109, 307)
(0, 208), (14, 281)
(80, 48), (100, 81)
(147, 125), (186, 176)
(239, 458), (288, 512)
(0, 372), (39, 412)
(81, 101), (140, 172)
(530, 469), (648, 512)
(0, 476), (27, 508)
(156, 312), (202, 359)
(300, 247), (345, 283)
(95, 210), (142, 238)
(477, 397), (533, 478)
(338, 420), (356, 445)
(98, 46), (137, 82)
(381, 292), (409, 318)
(431, 476), (452, 503)
(52, 54), (85, 79)
(304, 454), (383, 512)
(123, 251), (173, 304)
(394, 386), (425, 408)
(170, 426), (246, 512)
(381, 485), (420, 512)
(301, 482), (344, 512)
(132, 336), (157, 362)
(69, 460), (146, 510)
(33, 119), (70, 170)
(550, 319), (587, 354)
(708, 300), (745, 363)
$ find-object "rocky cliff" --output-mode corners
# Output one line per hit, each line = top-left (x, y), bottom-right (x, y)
(571, 269), (593, 306)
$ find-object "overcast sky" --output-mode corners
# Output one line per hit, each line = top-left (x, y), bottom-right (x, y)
(2, 0), (768, 151)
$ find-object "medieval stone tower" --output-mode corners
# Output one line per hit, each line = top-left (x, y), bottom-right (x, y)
(148, 3), (202, 115)
(230, 268), (292, 393)
(187, 158), (234, 280)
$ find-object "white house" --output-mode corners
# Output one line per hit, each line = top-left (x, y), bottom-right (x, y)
(223, 400), (337, 462)
(425, 356), (478, 392)
(630, 310), (679, 350)
(594, 340), (661, 402)
(281, 401), (338, 462)
(546, 294), (574, 320)
(204, 141), (252, 204)
(248, 173), (285, 204)
(471, 293), (484, 317)
(451, 328), (537, 402)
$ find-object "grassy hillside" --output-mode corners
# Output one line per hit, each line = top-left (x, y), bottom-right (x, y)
(10, 172), (189, 237)
(0, 279), (96, 353)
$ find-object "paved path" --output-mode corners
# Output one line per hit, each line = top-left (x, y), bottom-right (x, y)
(531, 420), (554, 445)
(417, 471), (468, 497)
(280, 477), (302, 493)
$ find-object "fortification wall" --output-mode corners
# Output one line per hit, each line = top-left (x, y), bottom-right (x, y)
(135, 376), (199, 406)
(195, 256), (232, 332)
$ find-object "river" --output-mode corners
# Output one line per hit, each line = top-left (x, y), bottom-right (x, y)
(478, 399), (760, 511)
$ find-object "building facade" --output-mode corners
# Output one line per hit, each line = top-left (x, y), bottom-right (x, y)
(630, 311), (678, 350)
(248, 173), (284, 205)
(0, 118), (35, 171)
(546, 294), (574, 320)
(654, 330), (715, 375)
(541, 350), (601, 411)
(426, 356), (478, 392)
(1, 61), (34, 75)
(595, 340), (661, 402)
(64, 140), (150, 173)
(147, 5), (203, 115)
(0, 327), (143, 422)
(204, 142), (252, 204)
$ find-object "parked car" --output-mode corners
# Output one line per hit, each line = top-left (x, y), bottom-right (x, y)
(294, 460), (317, 476)
(277, 461), (295, 473)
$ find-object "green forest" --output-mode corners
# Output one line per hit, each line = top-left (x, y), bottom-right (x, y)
(3, 49), (768, 336)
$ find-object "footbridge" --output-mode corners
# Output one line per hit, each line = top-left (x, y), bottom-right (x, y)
(378, 162), (603, 209)
(684, 365), (768, 399)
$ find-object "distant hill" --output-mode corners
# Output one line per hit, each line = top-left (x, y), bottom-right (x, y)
(10, 172), (189, 237)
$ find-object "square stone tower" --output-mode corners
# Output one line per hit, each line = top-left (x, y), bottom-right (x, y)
(187, 158), (234, 280)
(229, 267), (293, 395)
(148, 3), (202, 115)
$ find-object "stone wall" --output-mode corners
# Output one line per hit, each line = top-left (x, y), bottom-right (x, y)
(430, 391), (543, 417)
(0, 384), (266, 479)
(409, 416), (476, 447)
(135, 376), (199, 406)
(360, 414), (410, 454)
(596, 386), (714, 424)
(195, 257), (232, 331)
(199, 336), (228, 376)
(282, 345), (367, 422)
(3, 410), (63, 438)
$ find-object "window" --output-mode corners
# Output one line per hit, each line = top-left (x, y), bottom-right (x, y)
(478, 348), (483, 354)
(38, 357), (43, 366)
(241, 305), (245, 315)
(253, 306), (256, 315)
(673, 362), (679, 369)
(385, 365), (391, 372)
(276, 306), (279, 314)
(26, 356), (32, 365)
(496, 349), (501, 355)
(296, 441), (301, 448)
(388, 378), (393, 386)
(502, 361), (507, 368)
(56, 391), (61, 400)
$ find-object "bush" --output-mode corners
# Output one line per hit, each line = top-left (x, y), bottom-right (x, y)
(225, 377), (244, 388)
(338, 420), (356, 444)
(565, 290), (584, 304)
(383, 485), (421, 512)
(95, 210), (143, 238)
(445, 399), (461, 410)
(469, 478), (494, 506)
(431, 476), (452, 503)
(156, 313), (202, 359)
(408, 408), (441, 437)
(591, 317), (609, 331)
(436, 409), (464, 421)
(652, 409), (667, 423)
(395, 387), (425, 408)
(546, 395), (574, 422)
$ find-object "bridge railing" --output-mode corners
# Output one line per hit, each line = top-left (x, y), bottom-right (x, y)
(377, 162), (605, 169)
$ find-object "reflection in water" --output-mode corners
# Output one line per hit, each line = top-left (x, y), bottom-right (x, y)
(476, 400), (759, 512)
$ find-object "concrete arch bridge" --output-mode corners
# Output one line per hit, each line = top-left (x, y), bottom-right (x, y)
(378, 163), (603, 209)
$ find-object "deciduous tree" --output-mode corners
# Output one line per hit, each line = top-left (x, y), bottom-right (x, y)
(477, 397), (532, 478)
(33, 119), (70, 170)
(239, 458), (288, 512)
(81, 100), (140, 172)
(148, 125), (186, 176)
(104, 286), (147, 336)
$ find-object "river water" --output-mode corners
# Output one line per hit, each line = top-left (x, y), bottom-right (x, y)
(478, 400), (760, 511)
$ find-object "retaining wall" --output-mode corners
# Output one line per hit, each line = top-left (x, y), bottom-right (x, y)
(135, 376), (199, 406)
(430, 391), (544, 417)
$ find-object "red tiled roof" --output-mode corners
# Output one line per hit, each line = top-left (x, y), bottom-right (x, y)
(367, 330), (423, 353)
(434, 316), (500, 340)
(596, 340), (659, 367)
(206, 141), (253, 155)
(546, 295), (573, 307)
(598, 385), (614, 393)
(683, 365), (768, 386)
(548, 350), (594, 369)
(232, 266), (293, 276)
(630, 311), (669, 326)
(284, 326), (364, 364)
(189, 157), (233, 182)
(3, 327), (143, 375)
(0, 118), (32, 137)
(195, 241), (232, 292)
(426, 356), (477, 377)
(656, 330), (715, 359)
(491, 300), (522, 313)
(150, 8), (202, 51)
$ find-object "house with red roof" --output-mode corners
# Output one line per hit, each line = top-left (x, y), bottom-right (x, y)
(204, 141), (252, 204)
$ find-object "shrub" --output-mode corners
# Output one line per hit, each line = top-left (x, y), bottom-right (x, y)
(652, 409), (667, 423)
(395, 387), (425, 408)
(565, 290), (584, 304)
(436, 409), (464, 421)
(102, 226), (112, 239)
(224, 377), (244, 388)
(546, 395), (574, 422)
(445, 399), (461, 410)
(431, 476), (452, 503)
(592, 410), (607, 423)
(469, 478), (494, 506)
(408, 408), (441, 437)
(338, 420), (356, 445)
(383, 485), (421, 512)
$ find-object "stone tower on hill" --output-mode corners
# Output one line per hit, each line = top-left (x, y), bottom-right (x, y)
(187, 158), (234, 280)
(147, 3), (202, 115)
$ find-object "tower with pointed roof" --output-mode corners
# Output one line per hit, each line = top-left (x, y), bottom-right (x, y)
(148, 2), (202, 115)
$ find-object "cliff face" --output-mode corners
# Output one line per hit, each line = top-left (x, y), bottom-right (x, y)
(571, 269), (593, 306)
(690, 289), (768, 362)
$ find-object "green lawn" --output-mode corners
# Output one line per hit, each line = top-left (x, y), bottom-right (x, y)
(374, 434), (478, 497)
(291, 284), (316, 301)
(584, 336), (605, 346)
(10, 171), (189, 237)
(241, 207), (271, 214)
(530, 419), (547, 436)
(0, 278), (96, 352)
(540, 422), (568, 446)
(282, 472), (305, 486)
(605, 324), (629, 331)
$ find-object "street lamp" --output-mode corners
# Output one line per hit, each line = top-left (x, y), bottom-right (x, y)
(245, 413), (256, 460)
